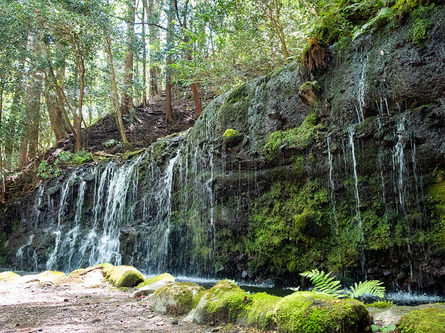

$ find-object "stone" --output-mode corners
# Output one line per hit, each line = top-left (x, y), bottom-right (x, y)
(107, 265), (144, 288)
(148, 282), (204, 316)
(136, 273), (175, 289)
(222, 129), (243, 146)
(132, 280), (173, 298)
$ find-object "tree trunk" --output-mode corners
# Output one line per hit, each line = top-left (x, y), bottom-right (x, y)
(165, 0), (175, 122)
(19, 72), (42, 168)
(142, 3), (147, 108)
(0, 84), (4, 203)
(145, 0), (159, 97)
(190, 82), (202, 117)
(106, 35), (130, 148)
(121, 0), (136, 115)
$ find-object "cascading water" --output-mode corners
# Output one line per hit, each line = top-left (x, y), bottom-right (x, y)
(348, 126), (366, 278)
(393, 116), (414, 291)
(327, 135), (337, 226)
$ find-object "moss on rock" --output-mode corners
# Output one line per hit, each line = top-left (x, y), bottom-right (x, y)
(222, 129), (243, 146)
(264, 113), (320, 160)
(0, 271), (20, 283)
(149, 282), (205, 316)
(238, 292), (281, 330)
(274, 292), (371, 333)
(187, 279), (248, 324)
(107, 265), (144, 288)
(136, 272), (175, 289)
(396, 308), (445, 333)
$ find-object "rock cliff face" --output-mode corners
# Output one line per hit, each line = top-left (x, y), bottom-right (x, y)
(1, 6), (444, 293)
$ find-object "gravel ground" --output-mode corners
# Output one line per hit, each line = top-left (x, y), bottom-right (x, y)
(0, 278), (259, 333)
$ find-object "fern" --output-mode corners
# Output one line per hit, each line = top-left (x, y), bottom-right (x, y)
(347, 280), (385, 299)
(300, 269), (386, 300)
(300, 269), (345, 298)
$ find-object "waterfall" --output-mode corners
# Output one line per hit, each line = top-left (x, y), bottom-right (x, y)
(327, 135), (337, 226)
(355, 54), (367, 123)
(348, 126), (366, 278)
(393, 116), (414, 291)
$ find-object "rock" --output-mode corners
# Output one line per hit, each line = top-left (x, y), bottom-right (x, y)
(273, 292), (371, 333)
(222, 129), (243, 147)
(241, 270), (248, 279)
(396, 308), (445, 333)
(136, 273), (175, 289)
(0, 271), (20, 283)
(148, 282), (204, 316)
(185, 279), (247, 325)
(107, 265), (144, 288)
(132, 280), (173, 298)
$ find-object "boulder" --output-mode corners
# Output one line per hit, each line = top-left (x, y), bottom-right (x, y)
(107, 265), (144, 288)
(147, 282), (204, 316)
(396, 308), (445, 333)
(136, 273), (175, 289)
(185, 279), (247, 325)
(132, 280), (173, 298)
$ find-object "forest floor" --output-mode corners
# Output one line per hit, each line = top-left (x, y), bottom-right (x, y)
(2, 93), (213, 205)
(0, 277), (257, 333)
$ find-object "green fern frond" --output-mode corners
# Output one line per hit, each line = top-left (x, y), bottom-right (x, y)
(300, 269), (344, 298)
(347, 280), (386, 299)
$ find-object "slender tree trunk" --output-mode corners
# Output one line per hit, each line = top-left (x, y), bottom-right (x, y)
(106, 35), (130, 148)
(145, 0), (159, 97)
(190, 83), (202, 117)
(0, 84), (4, 203)
(165, 0), (175, 122)
(142, 3), (147, 108)
(75, 59), (85, 152)
(19, 71), (42, 168)
(121, 0), (136, 115)
(44, 87), (68, 141)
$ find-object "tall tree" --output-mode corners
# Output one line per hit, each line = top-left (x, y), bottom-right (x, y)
(106, 34), (130, 148)
(165, 0), (175, 122)
(121, 0), (136, 115)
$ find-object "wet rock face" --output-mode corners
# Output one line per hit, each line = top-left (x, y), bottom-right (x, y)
(1, 7), (445, 293)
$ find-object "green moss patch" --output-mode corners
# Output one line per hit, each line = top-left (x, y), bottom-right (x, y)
(150, 282), (204, 316)
(222, 129), (243, 146)
(275, 292), (371, 333)
(107, 265), (144, 288)
(264, 113), (320, 160)
(396, 308), (445, 333)
(238, 292), (281, 330)
(136, 272), (174, 289)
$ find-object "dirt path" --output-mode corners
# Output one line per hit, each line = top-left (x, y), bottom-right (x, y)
(0, 280), (208, 333)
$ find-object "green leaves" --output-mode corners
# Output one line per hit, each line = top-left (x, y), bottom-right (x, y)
(300, 269), (345, 297)
(348, 280), (386, 298)
(301, 269), (386, 299)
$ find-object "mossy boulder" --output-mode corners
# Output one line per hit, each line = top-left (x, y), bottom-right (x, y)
(136, 272), (175, 289)
(222, 129), (243, 146)
(186, 279), (248, 324)
(0, 271), (20, 283)
(237, 292), (281, 330)
(396, 308), (445, 333)
(274, 292), (371, 333)
(149, 282), (205, 316)
(107, 265), (144, 288)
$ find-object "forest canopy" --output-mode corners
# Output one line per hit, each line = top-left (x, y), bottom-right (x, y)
(0, 0), (440, 202)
